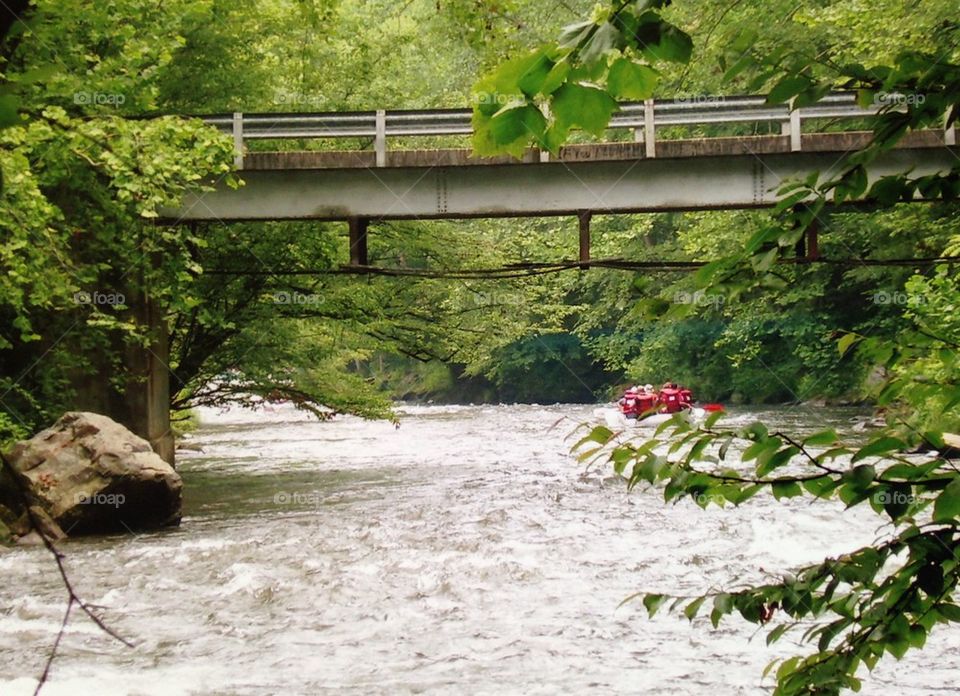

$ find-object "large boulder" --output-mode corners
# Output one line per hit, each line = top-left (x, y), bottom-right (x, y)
(5, 412), (182, 535)
(0, 461), (66, 545)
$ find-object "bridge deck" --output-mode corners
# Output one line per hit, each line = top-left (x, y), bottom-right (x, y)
(166, 130), (957, 223)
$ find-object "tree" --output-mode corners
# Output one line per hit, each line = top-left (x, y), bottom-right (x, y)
(474, 0), (960, 692)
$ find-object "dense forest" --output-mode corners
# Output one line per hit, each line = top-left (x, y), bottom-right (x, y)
(1, 0), (958, 442)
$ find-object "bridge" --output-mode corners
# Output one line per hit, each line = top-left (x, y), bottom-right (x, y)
(132, 94), (956, 464)
(165, 92), (959, 265)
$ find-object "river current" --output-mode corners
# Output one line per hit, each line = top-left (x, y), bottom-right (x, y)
(1, 403), (958, 695)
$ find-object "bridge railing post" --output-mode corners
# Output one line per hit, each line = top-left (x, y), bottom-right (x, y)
(946, 111), (957, 147)
(788, 100), (801, 151)
(232, 112), (244, 170)
(643, 99), (656, 158)
(375, 110), (387, 167)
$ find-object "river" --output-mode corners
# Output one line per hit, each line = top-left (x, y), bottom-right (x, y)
(1, 404), (958, 695)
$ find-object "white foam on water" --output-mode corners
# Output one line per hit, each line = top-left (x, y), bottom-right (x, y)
(1, 403), (956, 694)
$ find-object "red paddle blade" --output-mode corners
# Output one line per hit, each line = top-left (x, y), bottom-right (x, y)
(703, 403), (725, 412)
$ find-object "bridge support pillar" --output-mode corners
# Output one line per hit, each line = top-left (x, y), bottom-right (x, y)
(348, 217), (369, 266)
(71, 286), (174, 465)
(124, 296), (174, 464)
(578, 211), (592, 270)
(794, 217), (820, 261)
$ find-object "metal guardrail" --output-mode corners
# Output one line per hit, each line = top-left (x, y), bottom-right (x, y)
(201, 92), (956, 169)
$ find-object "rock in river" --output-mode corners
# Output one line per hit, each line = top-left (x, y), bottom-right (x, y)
(4, 412), (182, 535)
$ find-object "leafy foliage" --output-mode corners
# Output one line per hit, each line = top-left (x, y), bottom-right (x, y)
(474, 1), (960, 692)
(472, 1), (688, 155)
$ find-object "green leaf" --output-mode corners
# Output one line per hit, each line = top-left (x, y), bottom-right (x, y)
(849, 464), (877, 487)
(917, 563), (944, 597)
(776, 656), (801, 680)
(886, 635), (909, 659)
(803, 429), (839, 447)
(607, 58), (659, 100)
(482, 104), (548, 157)
(908, 624), (927, 649)
(837, 332), (860, 356)
(767, 74), (812, 105)
(836, 165), (868, 202)
(540, 60), (571, 96)
(757, 445), (800, 477)
(856, 89), (876, 109)
(710, 607), (723, 628)
(704, 410), (724, 429)
(802, 476), (837, 498)
(772, 480), (803, 500)
(713, 592), (733, 613)
(933, 477), (960, 522)
(587, 425), (614, 444)
(731, 484), (762, 504)
(684, 596), (706, 621)
(766, 623), (789, 645)
(744, 225), (781, 254)
(883, 460), (942, 481)
(558, 20), (593, 50)
(935, 603), (960, 622)
(580, 22), (620, 64)
(793, 84), (830, 109)
(551, 83), (619, 137)
(722, 53), (754, 83)
(516, 52), (556, 97)
(752, 247), (779, 272)
(638, 22), (693, 64)
(762, 658), (780, 679)
(686, 435), (713, 463)
(643, 593), (666, 617)
(743, 437), (778, 462)
(730, 27), (758, 53)
(851, 437), (906, 463)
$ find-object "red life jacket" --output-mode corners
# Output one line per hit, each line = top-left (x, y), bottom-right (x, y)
(620, 390), (641, 416)
(637, 393), (657, 413)
(659, 387), (683, 413)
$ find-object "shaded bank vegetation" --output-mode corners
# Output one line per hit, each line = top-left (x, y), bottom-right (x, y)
(0, 0), (958, 436)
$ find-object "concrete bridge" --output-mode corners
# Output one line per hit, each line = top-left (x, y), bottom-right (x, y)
(128, 93), (953, 463)
(165, 92), (958, 264)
